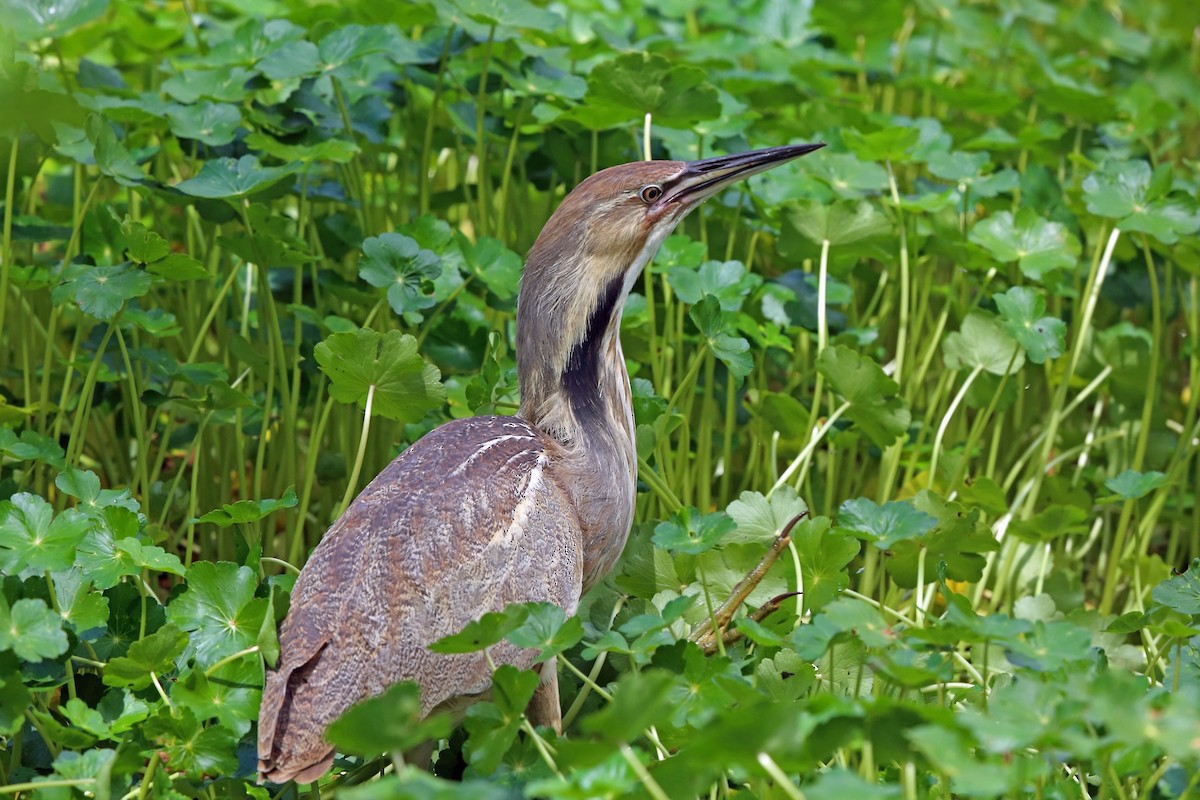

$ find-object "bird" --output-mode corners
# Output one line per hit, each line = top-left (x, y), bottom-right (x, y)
(257, 142), (825, 784)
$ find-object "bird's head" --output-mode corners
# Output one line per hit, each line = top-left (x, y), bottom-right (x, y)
(524, 143), (826, 296)
(517, 143), (824, 435)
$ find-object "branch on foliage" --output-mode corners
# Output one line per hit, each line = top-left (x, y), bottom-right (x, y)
(690, 512), (806, 655)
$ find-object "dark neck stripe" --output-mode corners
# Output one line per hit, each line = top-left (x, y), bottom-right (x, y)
(561, 276), (624, 418)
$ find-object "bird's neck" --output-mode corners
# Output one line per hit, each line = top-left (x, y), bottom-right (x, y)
(515, 271), (639, 591)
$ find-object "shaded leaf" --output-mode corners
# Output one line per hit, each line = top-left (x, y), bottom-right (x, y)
(817, 345), (910, 446)
(993, 287), (1066, 364)
(0, 597), (68, 662)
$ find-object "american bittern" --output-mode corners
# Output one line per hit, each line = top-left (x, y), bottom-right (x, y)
(257, 143), (824, 783)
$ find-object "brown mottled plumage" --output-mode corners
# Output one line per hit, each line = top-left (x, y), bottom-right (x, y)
(258, 144), (824, 784)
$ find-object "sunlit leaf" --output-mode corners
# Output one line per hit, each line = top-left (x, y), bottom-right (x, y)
(314, 328), (446, 422)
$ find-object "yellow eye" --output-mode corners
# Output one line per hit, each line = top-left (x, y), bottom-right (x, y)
(639, 184), (664, 203)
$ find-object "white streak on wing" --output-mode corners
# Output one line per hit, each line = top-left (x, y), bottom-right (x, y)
(492, 453), (546, 548)
(449, 433), (536, 477)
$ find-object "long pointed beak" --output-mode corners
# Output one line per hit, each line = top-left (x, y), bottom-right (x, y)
(661, 143), (825, 208)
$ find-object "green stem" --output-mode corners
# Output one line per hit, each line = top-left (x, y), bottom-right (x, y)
(337, 384), (376, 516)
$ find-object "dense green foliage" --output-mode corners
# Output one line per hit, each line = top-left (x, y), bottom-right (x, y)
(2, 0), (1200, 796)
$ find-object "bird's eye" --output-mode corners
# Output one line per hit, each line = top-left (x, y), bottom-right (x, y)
(639, 184), (664, 204)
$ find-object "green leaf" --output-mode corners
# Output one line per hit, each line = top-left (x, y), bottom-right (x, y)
(103, 623), (188, 689)
(166, 562), (267, 668)
(145, 705), (239, 780)
(821, 597), (893, 649)
(942, 311), (1025, 375)
(837, 497), (936, 549)
(147, 253), (208, 281)
(358, 233), (442, 317)
(118, 216), (170, 264)
(327, 681), (452, 755)
(652, 507), (735, 555)
(0, 428), (65, 468)
(807, 152), (889, 198)
(842, 127), (920, 163)
(505, 603), (584, 661)
(885, 491), (999, 588)
(993, 287), (1067, 364)
(314, 328), (446, 423)
(445, 0), (561, 31)
(969, 208), (1081, 281)
(0, 597), (68, 662)
(55, 468), (139, 513)
(257, 40), (320, 80)
(805, 769), (901, 800)
(173, 657), (263, 738)
(724, 486), (808, 545)
(5, 0), (109, 41)
(0, 492), (90, 573)
(430, 605), (530, 654)
(1151, 559), (1200, 617)
(791, 516), (859, 611)
(462, 665), (540, 771)
(1004, 620), (1093, 672)
(579, 670), (677, 743)
(460, 236), (522, 301)
(52, 263), (152, 320)
(1009, 505), (1089, 544)
(244, 132), (360, 164)
(690, 296), (752, 379)
(666, 260), (761, 312)
(1083, 160), (1200, 244)
(54, 568), (109, 634)
(192, 487), (298, 527)
(577, 52), (720, 129)
(786, 199), (891, 246)
(165, 102), (242, 147)
(817, 345), (911, 447)
(174, 155), (300, 199)
(1103, 469), (1169, 501)
(85, 115), (147, 185)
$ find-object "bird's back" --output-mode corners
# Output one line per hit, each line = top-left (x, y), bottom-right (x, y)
(257, 416), (584, 784)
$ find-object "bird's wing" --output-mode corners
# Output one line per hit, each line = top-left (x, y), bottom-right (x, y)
(257, 416), (583, 784)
